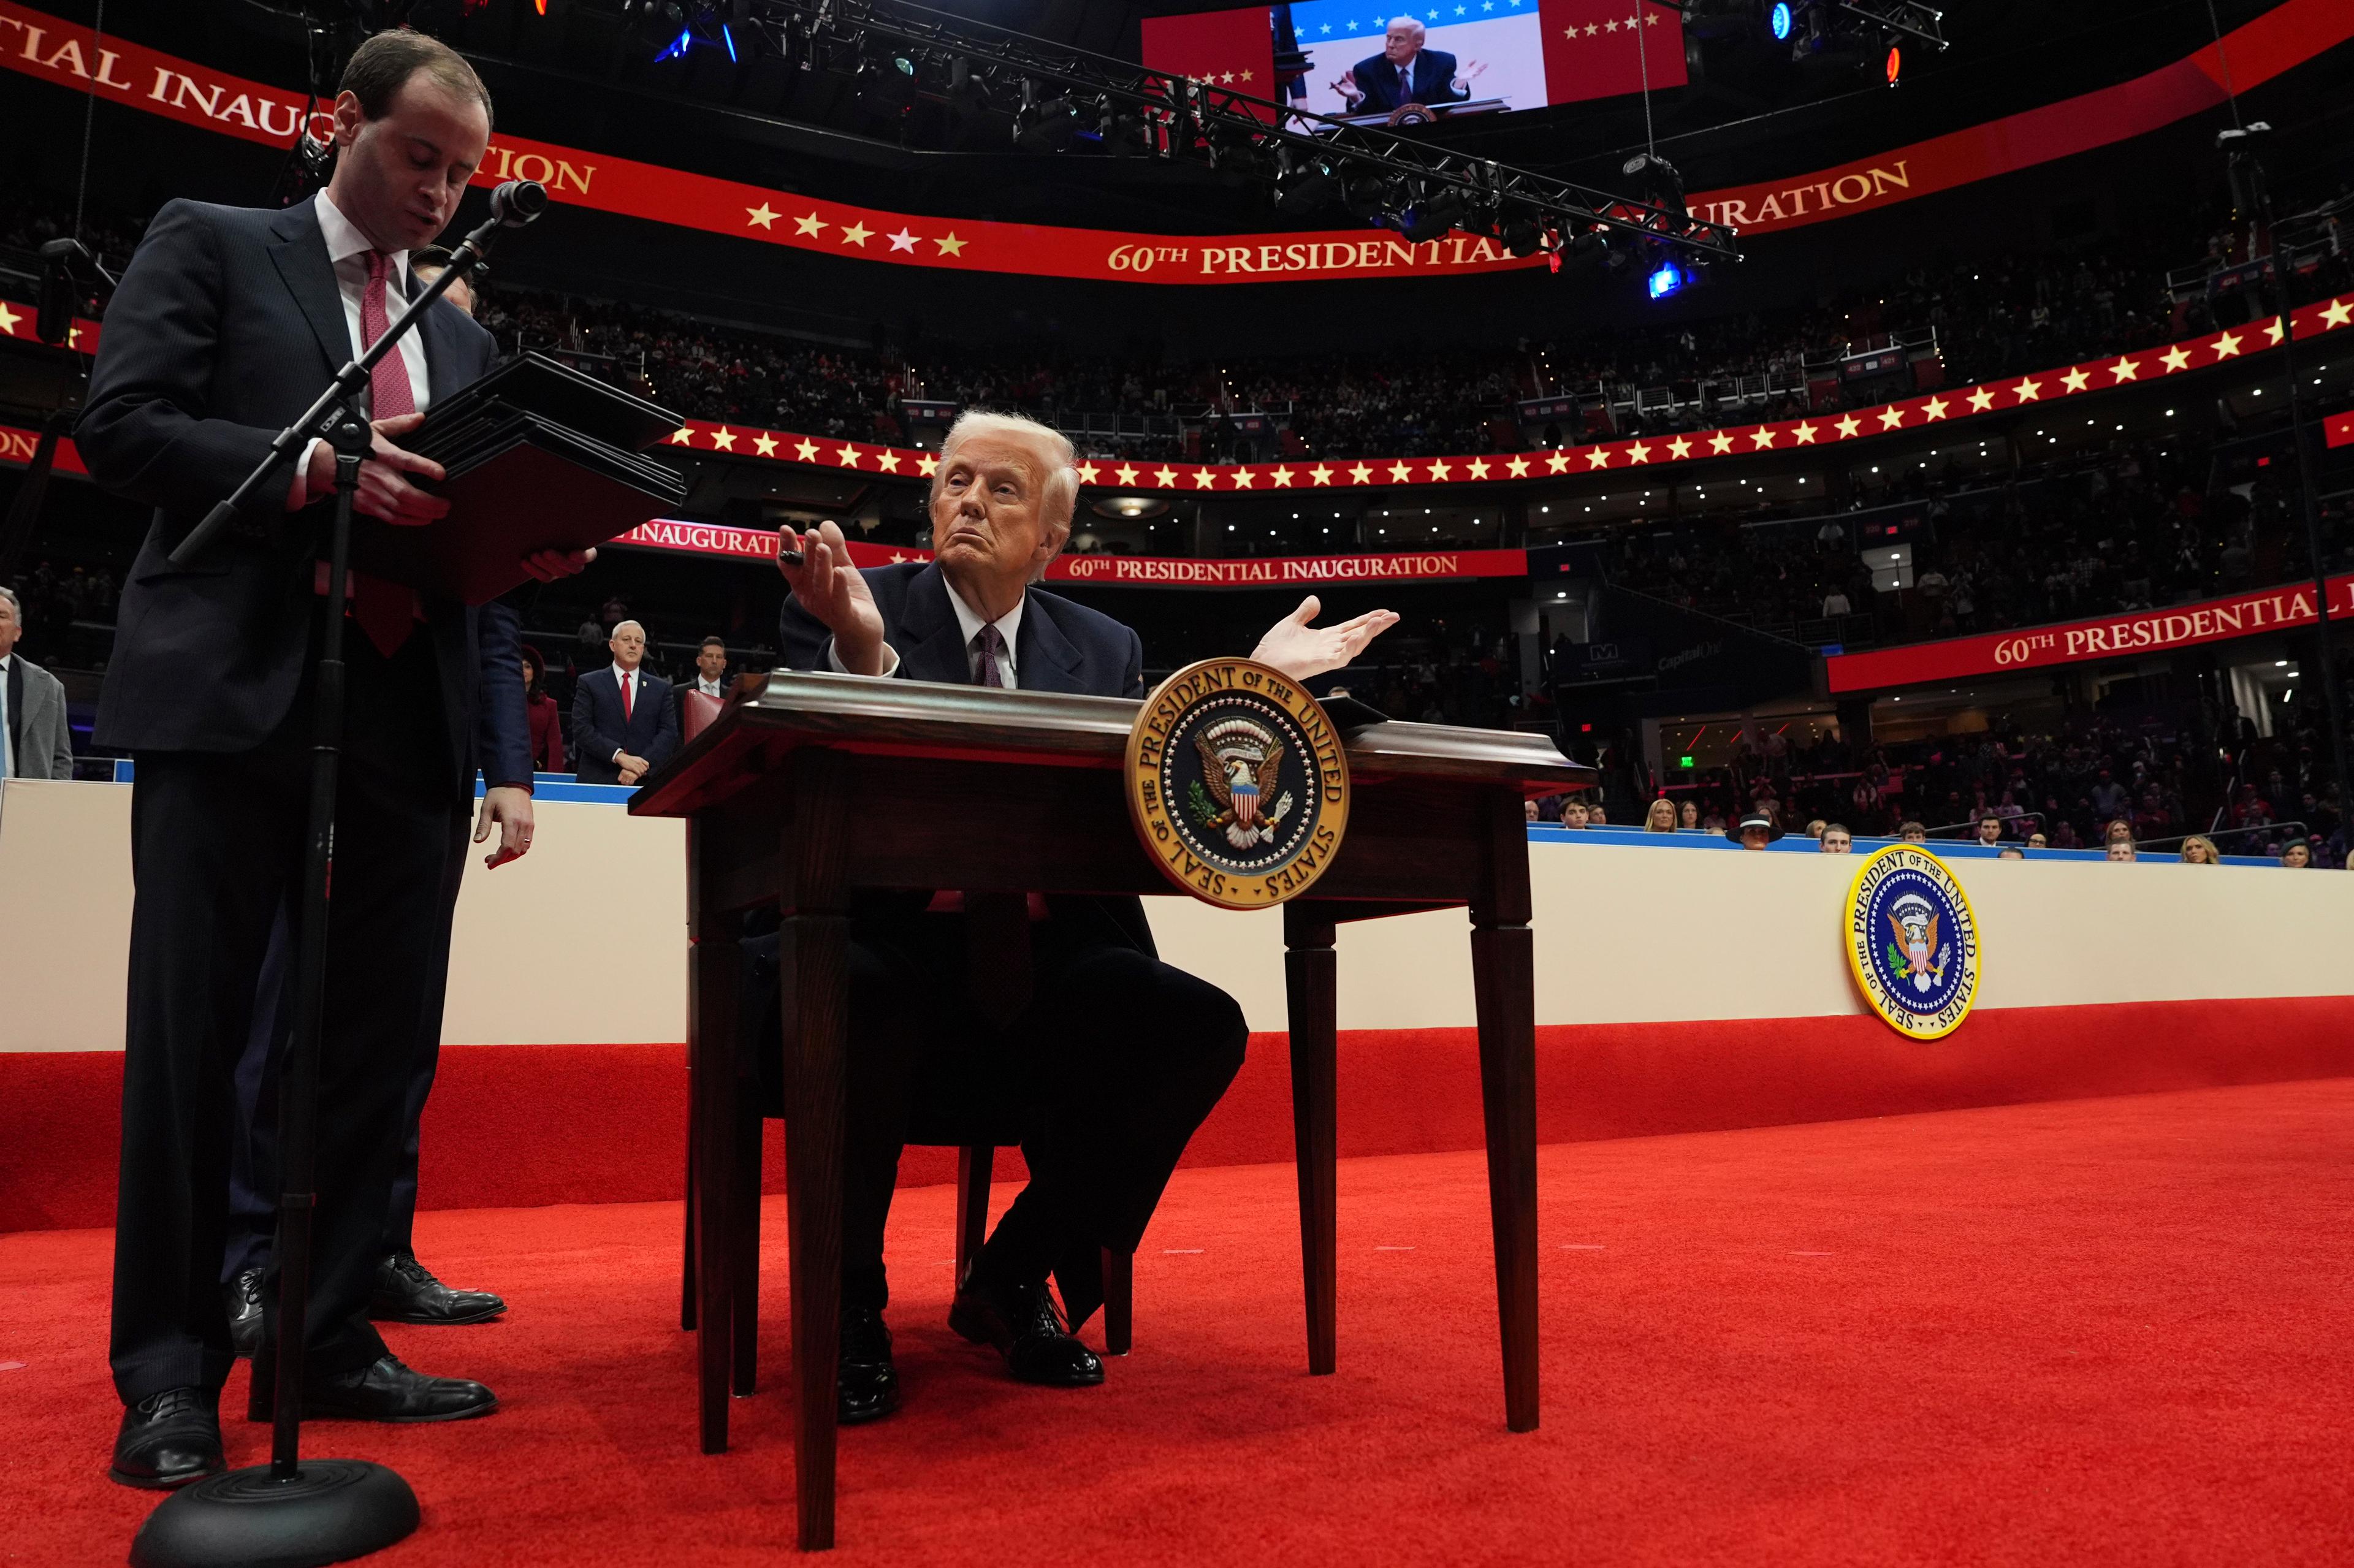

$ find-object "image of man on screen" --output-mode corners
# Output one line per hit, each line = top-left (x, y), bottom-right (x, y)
(1339, 17), (1478, 113)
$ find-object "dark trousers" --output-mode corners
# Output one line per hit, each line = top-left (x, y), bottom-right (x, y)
(223, 799), (471, 1282)
(110, 632), (460, 1405)
(802, 914), (1248, 1322)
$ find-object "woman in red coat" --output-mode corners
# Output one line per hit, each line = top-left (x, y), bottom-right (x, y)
(522, 643), (565, 774)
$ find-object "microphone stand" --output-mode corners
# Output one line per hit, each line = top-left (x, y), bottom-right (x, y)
(132, 192), (533, 1568)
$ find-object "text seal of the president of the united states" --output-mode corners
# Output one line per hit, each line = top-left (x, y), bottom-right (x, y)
(1125, 657), (1349, 910)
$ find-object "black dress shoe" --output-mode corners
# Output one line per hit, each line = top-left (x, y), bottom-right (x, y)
(837, 1305), (902, 1425)
(226, 1268), (265, 1360)
(110, 1387), (224, 1490)
(305, 1354), (499, 1423)
(948, 1271), (1104, 1388)
(368, 1254), (506, 1326)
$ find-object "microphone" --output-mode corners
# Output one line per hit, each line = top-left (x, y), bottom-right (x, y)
(489, 179), (548, 228)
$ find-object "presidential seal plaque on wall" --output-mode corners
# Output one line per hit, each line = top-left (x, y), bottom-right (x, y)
(1843, 843), (1983, 1039)
(1125, 658), (1349, 910)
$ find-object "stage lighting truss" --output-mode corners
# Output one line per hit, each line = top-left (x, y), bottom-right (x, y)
(726, 0), (1742, 268)
(1781, 0), (1946, 74)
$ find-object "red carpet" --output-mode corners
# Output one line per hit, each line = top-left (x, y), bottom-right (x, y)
(7, 1079), (2354, 1565)
(10, 995), (2354, 1230)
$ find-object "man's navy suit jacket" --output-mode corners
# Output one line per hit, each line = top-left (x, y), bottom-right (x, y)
(570, 666), (680, 784)
(77, 196), (526, 791)
(1350, 48), (1463, 111)
(779, 561), (1157, 954)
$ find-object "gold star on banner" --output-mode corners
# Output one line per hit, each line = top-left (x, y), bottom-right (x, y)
(1924, 397), (1949, 421)
(0, 301), (20, 333)
(794, 213), (826, 237)
(840, 223), (874, 247)
(1708, 432), (1733, 455)
(1116, 464), (1138, 485)
(2263, 316), (2285, 345)
(67, 324), (83, 349)
(1468, 458), (1492, 478)
(1507, 455), (1531, 477)
(1194, 469), (1219, 489)
(1271, 466), (1295, 487)
(1428, 458), (1452, 480)
(1666, 438), (1691, 460)
(1156, 466), (1179, 486)
(669, 426), (695, 446)
(1387, 462), (1413, 482)
(1792, 425), (1816, 446)
(836, 444), (862, 466)
(1751, 428), (1777, 449)
(1628, 443), (1651, 463)
(878, 451), (902, 473)
(2211, 330), (2242, 358)
(2109, 357), (2139, 381)
(1232, 469), (1255, 488)
(935, 234), (967, 257)
(2160, 345), (2192, 372)
(1311, 465), (1335, 485)
(887, 229), (918, 254)
(1220, 70), (1234, 83)
(1585, 448), (1610, 470)
(710, 427), (737, 451)
(1584, 22), (1598, 35)
(1604, 16), (1619, 29)
(918, 455), (938, 476)
(1878, 406), (1906, 430)
(1349, 463), (1374, 484)
(1075, 462), (1100, 484)
(795, 438), (819, 462)
(747, 204), (780, 229)
(753, 433), (778, 457)
(1835, 415), (1861, 438)
(1239, 69), (1254, 82)
(2320, 298), (2353, 329)
(1967, 387), (1995, 413)
(2060, 368), (2090, 394)
(888, 553), (908, 565)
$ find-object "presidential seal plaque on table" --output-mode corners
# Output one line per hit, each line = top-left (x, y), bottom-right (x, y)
(1125, 658), (1349, 909)
(1843, 843), (1983, 1039)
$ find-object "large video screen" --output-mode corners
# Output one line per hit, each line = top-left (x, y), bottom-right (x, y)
(1143, 2), (1687, 124)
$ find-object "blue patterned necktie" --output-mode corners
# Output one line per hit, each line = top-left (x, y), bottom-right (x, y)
(975, 623), (1006, 688)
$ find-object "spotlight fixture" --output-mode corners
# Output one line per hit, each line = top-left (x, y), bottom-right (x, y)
(1013, 82), (1082, 152)
(1274, 146), (1344, 214)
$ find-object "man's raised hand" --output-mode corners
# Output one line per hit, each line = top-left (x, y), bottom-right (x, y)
(295, 411), (451, 525)
(777, 520), (891, 676)
(1251, 595), (1400, 682)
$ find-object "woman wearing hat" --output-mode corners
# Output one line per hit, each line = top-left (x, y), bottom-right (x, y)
(1727, 809), (1784, 851)
(521, 643), (566, 774)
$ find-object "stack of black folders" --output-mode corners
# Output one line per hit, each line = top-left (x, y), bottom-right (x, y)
(349, 351), (688, 604)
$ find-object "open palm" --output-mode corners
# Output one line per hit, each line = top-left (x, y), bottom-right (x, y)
(1252, 595), (1400, 682)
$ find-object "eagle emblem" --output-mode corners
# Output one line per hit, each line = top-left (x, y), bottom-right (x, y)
(1884, 892), (1949, 994)
(1189, 718), (1296, 850)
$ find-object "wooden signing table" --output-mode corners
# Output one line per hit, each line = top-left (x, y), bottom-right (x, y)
(630, 672), (1592, 1549)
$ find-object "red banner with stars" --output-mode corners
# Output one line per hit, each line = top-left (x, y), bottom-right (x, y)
(2328, 411), (2354, 450)
(3, 0), (2348, 278)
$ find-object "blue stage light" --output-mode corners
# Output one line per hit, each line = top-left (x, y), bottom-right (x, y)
(1769, 2), (1792, 40)
(1647, 260), (1686, 300)
(722, 23), (738, 61)
(655, 27), (691, 61)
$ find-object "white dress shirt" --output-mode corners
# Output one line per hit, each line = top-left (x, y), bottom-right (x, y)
(695, 676), (726, 698)
(828, 576), (1024, 688)
(295, 192), (435, 500)
(609, 661), (645, 763)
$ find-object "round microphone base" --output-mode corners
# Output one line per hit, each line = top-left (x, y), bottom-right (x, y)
(131, 1458), (419, 1568)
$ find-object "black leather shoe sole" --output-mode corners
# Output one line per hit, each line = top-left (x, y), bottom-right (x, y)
(366, 1299), (506, 1326)
(947, 1297), (1104, 1388)
(107, 1456), (221, 1491)
(305, 1393), (500, 1424)
(837, 1381), (902, 1426)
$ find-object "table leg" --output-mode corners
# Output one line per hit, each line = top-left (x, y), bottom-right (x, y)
(688, 919), (738, 1455)
(780, 910), (846, 1550)
(1284, 902), (1339, 1377)
(731, 1084), (762, 1395)
(1470, 920), (1539, 1433)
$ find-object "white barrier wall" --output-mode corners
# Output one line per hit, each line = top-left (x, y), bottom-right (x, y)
(3, 777), (2350, 1054)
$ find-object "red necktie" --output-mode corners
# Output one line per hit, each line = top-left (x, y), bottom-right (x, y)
(620, 669), (634, 721)
(350, 249), (416, 658)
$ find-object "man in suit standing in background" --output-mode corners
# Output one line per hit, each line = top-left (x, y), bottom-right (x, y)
(77, 29), (584, 1490)
(571, 618), (678, 785)
(0, 585), (76, 779)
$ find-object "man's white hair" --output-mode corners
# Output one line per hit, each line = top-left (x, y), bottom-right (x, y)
(1387, 15), (1426, 36)
(610, 619), (645, 639)
(0, 585), (20, 623)
(932, 409), (1080, 579)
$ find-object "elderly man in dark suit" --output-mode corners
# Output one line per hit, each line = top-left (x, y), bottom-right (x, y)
(772, 410), (1397, 1423)
(570, 618), (679, 785)
(1343, 16), (1473, 112)
(0, 585), (75, 778)
(76, 30), (584, 1490)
